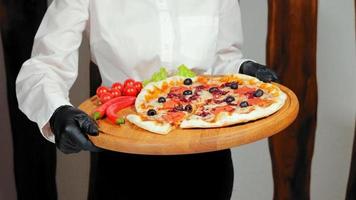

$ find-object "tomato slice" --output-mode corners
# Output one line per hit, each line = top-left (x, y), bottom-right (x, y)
(162, 100), (179, 110)
(162, 112), (185, 123)
(170, 86), (189, 94)
(234, 86), (255, 95)
(248, 98), (273, 107)
(212, 105), (235, 115)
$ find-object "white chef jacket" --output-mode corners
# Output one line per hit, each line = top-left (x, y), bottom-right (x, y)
(16, 0), (248, 143)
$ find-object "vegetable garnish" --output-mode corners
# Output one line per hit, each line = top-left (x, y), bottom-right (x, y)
(106, 98), (136, 124)
(142, 65), (196, 86)
(93, 96), (136, 120)
(143, 67), (168, 86)
(176, 64), (196, 78)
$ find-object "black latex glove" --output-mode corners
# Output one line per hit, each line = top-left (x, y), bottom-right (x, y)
(239, 61), (278, 83)
(50, 105), (100, 154)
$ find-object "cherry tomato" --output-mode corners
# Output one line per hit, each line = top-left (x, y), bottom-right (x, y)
(100, 93), (114, 103)
(110, 89), (122, 98)
(96, 86), (110, 97)
(124, 79), (135, 88)
(111, 82), (123, 92)
(133, 81), (143, 92)
(123, 86), (138, 97)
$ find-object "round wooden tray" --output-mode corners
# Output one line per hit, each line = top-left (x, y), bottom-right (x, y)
(79, 84), (299, 155)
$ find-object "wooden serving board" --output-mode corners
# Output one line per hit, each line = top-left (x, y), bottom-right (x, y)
(79, 84), (299, 155)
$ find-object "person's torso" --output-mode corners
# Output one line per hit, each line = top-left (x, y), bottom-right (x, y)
(87, 0), (243, 85)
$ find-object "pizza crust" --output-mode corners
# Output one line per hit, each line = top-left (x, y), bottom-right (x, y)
(126, 114), (173, 134)
(180, 91), (287, 128)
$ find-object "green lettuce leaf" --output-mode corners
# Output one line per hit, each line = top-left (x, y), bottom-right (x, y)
(176, 64), (196, 78)
(142, 65), (195, 87)
(143, 67), (168, 86)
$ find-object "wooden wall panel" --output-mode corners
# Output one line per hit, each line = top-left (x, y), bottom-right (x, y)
(266, 1), (318, 199)
(345, 1), (356, 199)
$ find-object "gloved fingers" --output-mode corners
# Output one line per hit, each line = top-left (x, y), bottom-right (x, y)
(56, 133), (81, 154)
(256, 68), (278, 83)
(269, 70), (279, 82)
(75, 114), (99, 136)
(68, 125), (102, 152)
(87, 122), (99, 136)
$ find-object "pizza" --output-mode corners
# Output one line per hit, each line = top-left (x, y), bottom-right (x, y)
(126, 74), (287, 134)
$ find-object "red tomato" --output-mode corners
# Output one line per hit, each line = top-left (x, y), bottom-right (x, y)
(96, 86), (110, 97)
(124, 79), (135, 88)
(100, 93), (114, 103)
(111, 82), (123, 92)
(133, 81), (143, 92)
(110, 89), (122, 98)
(123, 86), (138, 96)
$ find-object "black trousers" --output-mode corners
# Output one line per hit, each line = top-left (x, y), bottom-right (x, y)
(88, 149), (234, 200)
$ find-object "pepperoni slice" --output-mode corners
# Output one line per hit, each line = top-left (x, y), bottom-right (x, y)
(234, 86), (255, 95)
(212, 105), (235, 115)
(248, 98), (273, 107)
(170, 86), (190, 94)
(162, 100), (179, 109)
(162, 112), (186, 123)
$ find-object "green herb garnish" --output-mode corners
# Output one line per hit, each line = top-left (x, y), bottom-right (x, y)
(176, 64), (196, 78)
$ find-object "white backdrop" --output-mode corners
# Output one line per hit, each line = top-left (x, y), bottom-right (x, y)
(312, 0), (356, 199)
(232, 1), (273, 199)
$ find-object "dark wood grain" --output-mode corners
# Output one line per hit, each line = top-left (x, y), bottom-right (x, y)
(345, 2), (356, 198)
(266, 0), (318, 199)
(346, 119), (356, 200)
(347, 0), (356, 178)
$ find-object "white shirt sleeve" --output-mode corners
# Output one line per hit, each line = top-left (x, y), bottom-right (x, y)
(15, 0), (89, 143)
(215, 0), (251, 74)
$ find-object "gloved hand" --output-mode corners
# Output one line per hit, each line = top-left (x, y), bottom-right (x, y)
(50, 105), (100, 154)
(239, 61), (278, 83)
